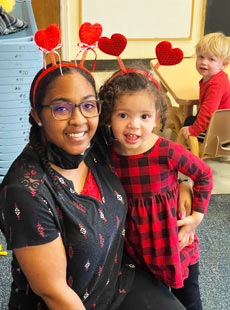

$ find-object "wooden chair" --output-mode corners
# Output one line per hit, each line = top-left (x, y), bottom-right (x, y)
(177, 109), (230, 159)
(158, 81), (184, 134)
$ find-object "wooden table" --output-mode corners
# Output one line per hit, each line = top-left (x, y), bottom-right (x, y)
(150, 57), (230, 131)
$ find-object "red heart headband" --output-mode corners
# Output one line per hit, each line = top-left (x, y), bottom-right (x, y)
(98, 33), (160, 90)
(34, 23), (103, 72)
(154, 41), (184, 70)
(34, 24), (62, 69)
(33, 22), (103, 107)
(98, 34), (184, 89)
(32, 63), (93, 108)
(77, 22), (103, 71)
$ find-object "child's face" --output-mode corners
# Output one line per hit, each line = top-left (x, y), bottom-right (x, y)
(196, 51), (227, 81)
(110, 90), (157, 156)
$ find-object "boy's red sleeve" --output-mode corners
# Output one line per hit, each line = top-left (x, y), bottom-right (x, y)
(188, 84), (223, 136)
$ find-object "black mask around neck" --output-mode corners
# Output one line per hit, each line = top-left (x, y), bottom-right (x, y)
(46, 140), (94, 169)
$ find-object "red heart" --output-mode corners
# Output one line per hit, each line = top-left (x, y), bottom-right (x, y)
(156, 41), (183, 66)
(34, 24), (61, 51)
(98, 34), (127, 56)
(79, 22), (102, 45)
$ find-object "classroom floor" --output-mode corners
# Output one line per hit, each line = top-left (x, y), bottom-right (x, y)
(94, 71), (230, 195)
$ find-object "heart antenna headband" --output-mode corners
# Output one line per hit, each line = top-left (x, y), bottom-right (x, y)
(33, 22), (103, 108)
(154, 41), (184, 70)
(77, 22), (103, 71)
(34, 24), (62, 70)
(98, 33), (160, 91)
(34, 23), (103, 73)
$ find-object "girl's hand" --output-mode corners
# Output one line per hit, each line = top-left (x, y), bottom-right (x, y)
(177, 212), (204, 250)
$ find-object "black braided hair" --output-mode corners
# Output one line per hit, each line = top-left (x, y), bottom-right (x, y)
(29, 62), (96, 189)
(99, 67), (167, 131)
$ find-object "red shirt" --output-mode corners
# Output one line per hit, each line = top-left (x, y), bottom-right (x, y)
(81, 168), (102, 202)
(112, 137), (213, 288)
(189, 70), (230, 136)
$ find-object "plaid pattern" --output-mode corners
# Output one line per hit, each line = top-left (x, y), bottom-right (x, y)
(0, 5), (27, 35)
(112, 137), (213, 288)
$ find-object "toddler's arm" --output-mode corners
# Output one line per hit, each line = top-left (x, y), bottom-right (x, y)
(178, 180), (192, 217)
(169, 142), (213, 249)
(188, 82), (225, 136)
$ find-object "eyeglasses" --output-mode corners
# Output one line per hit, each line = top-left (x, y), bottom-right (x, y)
(41, 100), (101, 121)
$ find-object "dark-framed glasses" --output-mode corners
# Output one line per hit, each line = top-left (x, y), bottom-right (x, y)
(41, 100), (101, 120)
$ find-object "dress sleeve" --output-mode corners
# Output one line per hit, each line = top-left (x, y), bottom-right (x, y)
(2, 184), (60, 250)
(189, 83), (223, 136)
(168, 142), (213, 214)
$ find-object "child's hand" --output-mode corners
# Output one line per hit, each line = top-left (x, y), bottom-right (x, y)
(177, 211), (204, 250)
(181, 126), (190, 139)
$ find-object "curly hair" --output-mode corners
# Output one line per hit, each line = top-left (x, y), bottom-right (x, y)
(28, 62), (96, 189)
(98, 69), (167, 131)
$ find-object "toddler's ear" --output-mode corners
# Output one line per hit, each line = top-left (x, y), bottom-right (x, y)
(154, 111), (161, 127)
(222, 61), (228, 70)
(152, 111), (161, 133)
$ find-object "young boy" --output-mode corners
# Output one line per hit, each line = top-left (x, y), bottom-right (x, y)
(181, 32), (230, 140)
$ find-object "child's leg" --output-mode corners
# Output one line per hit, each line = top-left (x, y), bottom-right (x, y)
(184, 116), (197, 127)
(171, 263), (202, 310)
(183, 116), (205, 143)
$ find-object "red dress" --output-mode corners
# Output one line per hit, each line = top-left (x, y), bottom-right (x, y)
(112, 137), (213, 288)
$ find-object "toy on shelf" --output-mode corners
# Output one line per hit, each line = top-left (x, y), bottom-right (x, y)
(0, 244), (7, 256)
(0, 0), (28, 36)
(0, 0), (15, 13)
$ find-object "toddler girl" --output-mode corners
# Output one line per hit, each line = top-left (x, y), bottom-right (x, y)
(99, 69), (213, 310)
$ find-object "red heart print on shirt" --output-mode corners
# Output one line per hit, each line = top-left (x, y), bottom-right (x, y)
(156, 41), (183, 65)
(34, 24), (61, 51)
(79, 22), (103, 45)
(98, 34), (127, 56)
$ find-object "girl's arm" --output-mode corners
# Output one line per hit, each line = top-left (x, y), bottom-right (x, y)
(189, 83), (223, 136)
(169, 142), (213, 249)
(14, 235), (86, 310)
(178, 181), (194, 249)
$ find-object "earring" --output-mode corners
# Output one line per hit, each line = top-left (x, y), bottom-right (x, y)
(37, 122), (42, 127)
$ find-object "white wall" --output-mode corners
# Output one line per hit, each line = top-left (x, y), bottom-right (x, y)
(61, 0), (205, 61)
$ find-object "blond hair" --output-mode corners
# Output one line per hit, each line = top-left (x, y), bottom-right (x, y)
(196, 32), (230, 62)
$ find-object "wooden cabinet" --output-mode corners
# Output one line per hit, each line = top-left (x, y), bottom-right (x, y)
(31, 0), (60, 30)
(31, 0), (61, 62)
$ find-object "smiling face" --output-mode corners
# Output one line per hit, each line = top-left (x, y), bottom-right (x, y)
(31, 72), (99, 155)
(111, 90), (158, 156)
(196, 52), (227, 82)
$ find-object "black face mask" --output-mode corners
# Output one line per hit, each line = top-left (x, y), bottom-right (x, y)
(46, 139), (95, 169)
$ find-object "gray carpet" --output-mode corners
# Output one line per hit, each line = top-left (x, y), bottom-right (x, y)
(0, 194), (229, 310)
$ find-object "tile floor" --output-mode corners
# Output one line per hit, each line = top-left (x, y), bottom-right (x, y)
(94, 71), (230, 195)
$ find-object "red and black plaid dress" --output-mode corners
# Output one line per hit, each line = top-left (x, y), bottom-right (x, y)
(112, 137), (213, 288)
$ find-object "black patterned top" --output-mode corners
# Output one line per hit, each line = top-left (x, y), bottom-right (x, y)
(0, 135), (134, 310)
